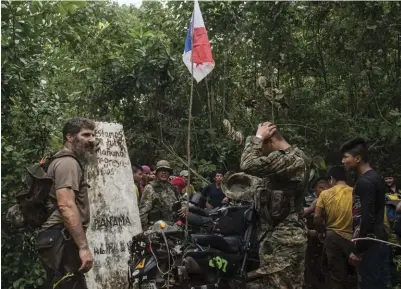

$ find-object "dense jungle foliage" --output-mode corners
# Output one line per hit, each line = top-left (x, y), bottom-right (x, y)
(2, 1), (401, 288)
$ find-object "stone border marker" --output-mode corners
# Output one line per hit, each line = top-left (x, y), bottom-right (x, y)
(86, 122), (142, 289)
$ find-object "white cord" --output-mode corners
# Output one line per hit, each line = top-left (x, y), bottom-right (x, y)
(146, 229), (175, 289)
(352, 237), (401, 248)
(148, 234), (169, 275)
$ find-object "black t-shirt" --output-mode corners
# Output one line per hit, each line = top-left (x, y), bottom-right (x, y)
(202, 183), (225, 208)
(352, 170), (386, 254)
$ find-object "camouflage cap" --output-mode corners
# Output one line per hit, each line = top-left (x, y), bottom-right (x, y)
(156, 160), (173, 174)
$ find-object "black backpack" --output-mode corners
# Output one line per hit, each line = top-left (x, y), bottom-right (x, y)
(6, 151), (83, 229)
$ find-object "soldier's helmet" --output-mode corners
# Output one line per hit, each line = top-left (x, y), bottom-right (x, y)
(221, 172), (264, 201)
(156, 160), (173, 174)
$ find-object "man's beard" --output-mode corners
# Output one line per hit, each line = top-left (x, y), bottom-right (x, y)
(71, 139), (95, 165)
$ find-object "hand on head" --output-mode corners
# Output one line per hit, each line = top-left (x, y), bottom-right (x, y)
(256, 122), (277, 141)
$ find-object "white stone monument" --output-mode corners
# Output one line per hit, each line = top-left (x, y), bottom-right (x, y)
(86, 122), (142, 289)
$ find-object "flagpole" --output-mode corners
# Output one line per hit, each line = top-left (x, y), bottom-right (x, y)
(185, 6), (195, 240)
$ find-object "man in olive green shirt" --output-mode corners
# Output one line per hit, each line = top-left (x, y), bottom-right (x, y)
(37, 117), (95, 289)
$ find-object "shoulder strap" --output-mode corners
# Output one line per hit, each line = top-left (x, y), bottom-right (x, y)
(52, 151), (84, 172)
(49, 151), (85, 185)
(291, 149), (311, 214)
(149, 180), (160, 191)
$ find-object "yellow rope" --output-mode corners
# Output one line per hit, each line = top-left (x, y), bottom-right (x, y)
(53, 272), (75, 289)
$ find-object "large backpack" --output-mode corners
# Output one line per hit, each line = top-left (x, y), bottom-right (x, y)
(6, 151), (83, 229)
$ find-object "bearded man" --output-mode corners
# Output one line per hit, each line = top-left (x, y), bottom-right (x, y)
(36, 117), (96, 289)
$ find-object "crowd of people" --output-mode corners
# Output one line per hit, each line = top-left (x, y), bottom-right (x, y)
(304, 168), (401, 289)
(131, 161), (229, 228)
(11, 117), (400, 289)
(133, 125), (401, 289)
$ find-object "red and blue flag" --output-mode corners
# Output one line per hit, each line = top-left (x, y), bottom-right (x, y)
(183, 0), (214, 83)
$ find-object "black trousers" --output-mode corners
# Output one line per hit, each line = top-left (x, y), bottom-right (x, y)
(36, 225), (87, 289)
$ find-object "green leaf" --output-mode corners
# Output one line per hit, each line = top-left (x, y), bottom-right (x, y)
(372, 66), (382, 76)
(344, 42), (356, 51)
(13, 279), (22, 289)
(389, 110), (401, 117)
(5, 146), (13, 152)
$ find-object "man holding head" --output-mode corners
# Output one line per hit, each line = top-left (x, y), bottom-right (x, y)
(340, 138), (390, 289)
(240, 121), (311, 288)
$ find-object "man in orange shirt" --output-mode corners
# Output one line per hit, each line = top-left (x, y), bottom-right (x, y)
(314, 166), (355, 289)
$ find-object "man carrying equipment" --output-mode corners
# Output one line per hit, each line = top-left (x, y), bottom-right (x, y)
(240, 121), (311, 288)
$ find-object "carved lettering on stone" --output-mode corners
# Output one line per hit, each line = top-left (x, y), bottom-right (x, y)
(86, 122), (142, 289)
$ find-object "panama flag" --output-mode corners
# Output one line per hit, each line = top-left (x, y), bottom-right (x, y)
(183, 0), (215, 83)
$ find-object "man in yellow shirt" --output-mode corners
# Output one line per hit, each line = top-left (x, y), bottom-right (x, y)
(314, 166), (355, 289)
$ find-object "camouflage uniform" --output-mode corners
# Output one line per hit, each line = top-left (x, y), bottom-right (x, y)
(240, 136), (311, 289)
(139, 180), (179, 229)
